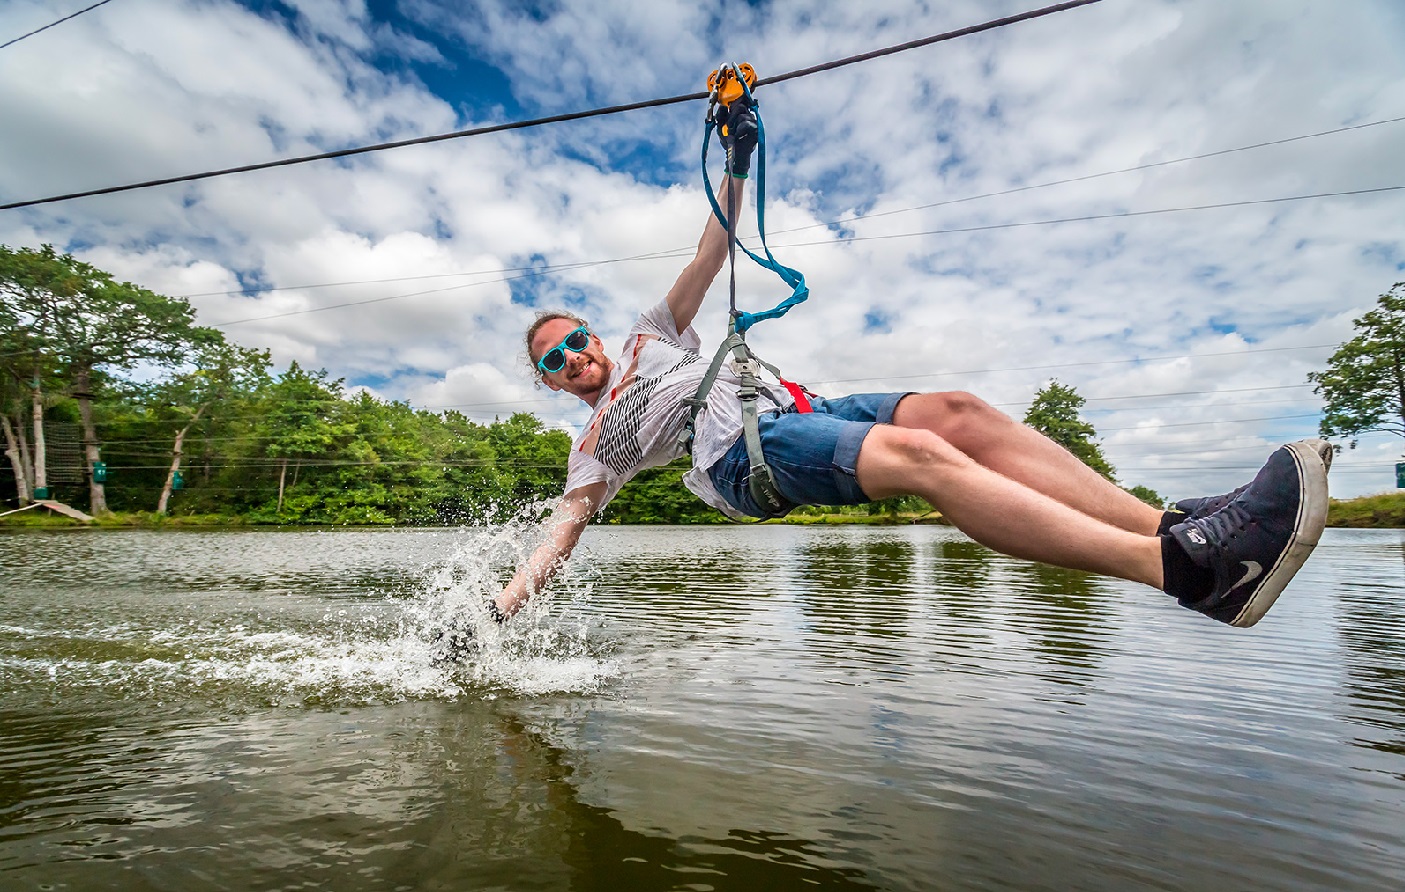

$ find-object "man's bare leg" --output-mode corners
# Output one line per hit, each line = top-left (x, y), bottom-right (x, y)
(891, 392), (1163, 536)
(855, 424), (1164, 588)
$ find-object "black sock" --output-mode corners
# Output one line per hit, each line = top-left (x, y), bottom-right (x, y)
(1156, 510), (1185, 537)
(1160, 534), (1214, 605)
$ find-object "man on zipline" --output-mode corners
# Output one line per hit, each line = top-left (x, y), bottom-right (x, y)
(481, 96), (1330, 637)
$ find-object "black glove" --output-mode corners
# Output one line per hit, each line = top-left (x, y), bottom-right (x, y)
(718, 98), (758, 178)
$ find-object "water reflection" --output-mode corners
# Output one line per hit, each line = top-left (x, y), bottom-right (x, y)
(782, 534), (920, 682)
(796, 534), (916, 637)
(1337, 535), (1405, 769)
(478, 709), (878, 890)
(932, 538), (995, 619)
(583, 532), (788, 653)
(1006, 563), (1113, 686)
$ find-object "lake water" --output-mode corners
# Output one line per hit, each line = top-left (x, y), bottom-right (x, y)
(1, 524), (1402, 891)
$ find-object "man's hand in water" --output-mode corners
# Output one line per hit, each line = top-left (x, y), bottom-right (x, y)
(494, 483), (603, 619)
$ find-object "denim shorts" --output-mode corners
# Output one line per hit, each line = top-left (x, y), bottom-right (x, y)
(706, 392), (910, 518)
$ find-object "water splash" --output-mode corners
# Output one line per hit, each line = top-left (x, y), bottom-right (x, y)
(1, 508), (619, 706)
(401, 503), (616, 696)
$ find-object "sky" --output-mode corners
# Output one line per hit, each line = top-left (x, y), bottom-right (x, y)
(1, 0), (1403, 500)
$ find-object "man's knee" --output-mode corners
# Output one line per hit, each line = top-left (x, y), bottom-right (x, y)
(894, 391), (1009, 445)
(856, 425), (966, 498)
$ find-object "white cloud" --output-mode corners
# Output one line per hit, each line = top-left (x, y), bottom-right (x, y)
(2, 0), (1403, 498)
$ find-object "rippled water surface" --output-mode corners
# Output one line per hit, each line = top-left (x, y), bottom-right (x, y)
(1, 525), (1403, 891)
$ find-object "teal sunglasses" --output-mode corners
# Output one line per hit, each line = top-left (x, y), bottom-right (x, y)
(536, 325), (591, 374)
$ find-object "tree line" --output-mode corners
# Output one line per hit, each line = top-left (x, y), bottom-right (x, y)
(0, 245), (598, 523)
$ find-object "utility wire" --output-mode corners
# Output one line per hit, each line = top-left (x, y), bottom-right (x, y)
(807, 342), (1335, 388)
(1097, 412), (1321, 433)
(784, 186), (1405, 247)
(209, 247), (695, 327)
(174, 112), (1405, 301)
(98, 407), (1323, 449)
(0, 0), (1102, 211)
(94, 382), (1317, 424)
(0, 0), (115, 51)
(777, 115), (1405, 237)
(200, 185), (1401, 327)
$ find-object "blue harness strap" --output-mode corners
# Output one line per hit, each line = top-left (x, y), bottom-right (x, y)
(676, 70), (812, 519)
(699, 81), (809, 335)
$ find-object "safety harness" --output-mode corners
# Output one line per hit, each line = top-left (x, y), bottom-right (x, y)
(677, 64), (813, 518)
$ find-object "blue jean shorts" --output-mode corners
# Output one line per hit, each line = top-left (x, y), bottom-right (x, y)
(706, 392), (910, 518)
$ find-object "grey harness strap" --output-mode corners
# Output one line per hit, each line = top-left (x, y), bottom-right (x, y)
(678, 322), (788, 518)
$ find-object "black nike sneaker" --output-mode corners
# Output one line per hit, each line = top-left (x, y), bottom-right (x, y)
(1171, 484), (1248, 521)
(1167, 439), (1330, 627)
(1171, 440), (1333, 519)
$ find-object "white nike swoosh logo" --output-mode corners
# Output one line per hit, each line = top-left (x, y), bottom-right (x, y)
(1232, 560), (1263, 591)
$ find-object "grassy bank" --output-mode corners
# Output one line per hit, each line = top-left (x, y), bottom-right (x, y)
(0, 510), (247, 529)
(1326, 492), (1405, 528)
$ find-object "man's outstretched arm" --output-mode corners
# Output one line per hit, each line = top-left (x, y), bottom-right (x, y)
(663, 175), (747, 335)
(493, 482), (606, 619)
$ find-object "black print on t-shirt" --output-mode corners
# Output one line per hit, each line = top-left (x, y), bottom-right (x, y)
(592, 354), (699, 475)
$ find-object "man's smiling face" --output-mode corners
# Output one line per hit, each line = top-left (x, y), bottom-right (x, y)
(531, 317), (613, 406)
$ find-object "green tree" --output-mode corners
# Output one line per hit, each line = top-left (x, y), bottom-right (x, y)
(0, 371), (32, 505)
(146, 339), (271, 514)
(1309, 282), (1405, 449)
(1023, 380), (1116, 480)
(0, 245), (74, 502)
(483, 413), (571, 511)
(255, 363), (347, 516)
(0, 245), (203, 513)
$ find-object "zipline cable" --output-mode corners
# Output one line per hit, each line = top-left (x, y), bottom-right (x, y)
(0, 0), (1102, 212)
(812, 186), (1405, 244)
(0, 0), (116, 51)
(170, 112), (1405, 300)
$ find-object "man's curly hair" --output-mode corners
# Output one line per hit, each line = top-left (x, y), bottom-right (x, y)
(524, 310), (589, 386)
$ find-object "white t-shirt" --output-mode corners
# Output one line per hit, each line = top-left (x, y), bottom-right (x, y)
(562, 301), (793, 519)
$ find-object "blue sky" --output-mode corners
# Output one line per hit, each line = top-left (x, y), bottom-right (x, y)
(1, 0), (1404, 499)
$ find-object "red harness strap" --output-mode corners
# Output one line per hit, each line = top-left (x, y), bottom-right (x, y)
(780, 379), (813, 414)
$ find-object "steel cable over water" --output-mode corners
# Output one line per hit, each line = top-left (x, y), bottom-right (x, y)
(0, 0), (117, 51)
(0, 0), (1103, 211)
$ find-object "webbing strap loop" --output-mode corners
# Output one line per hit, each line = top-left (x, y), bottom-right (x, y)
(699, 74), (810, 335)
(676, 323), (789, 518)
(677, 329), (744, 455)
(681, 67), (799, 519)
